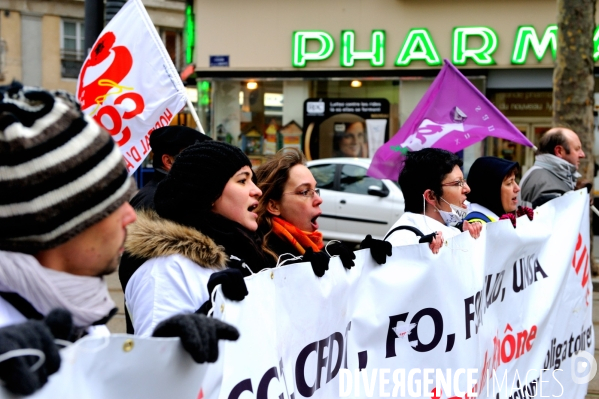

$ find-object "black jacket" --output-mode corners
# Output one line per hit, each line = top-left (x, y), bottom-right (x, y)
(129, 169), (167, 210)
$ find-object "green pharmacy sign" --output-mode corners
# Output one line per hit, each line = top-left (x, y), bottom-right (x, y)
(292, 26), (599, 68)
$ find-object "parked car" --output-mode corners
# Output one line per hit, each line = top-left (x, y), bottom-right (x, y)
(307, 158), (405, 243)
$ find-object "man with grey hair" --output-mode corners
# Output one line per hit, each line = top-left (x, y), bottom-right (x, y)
(520, 127), (586, 208)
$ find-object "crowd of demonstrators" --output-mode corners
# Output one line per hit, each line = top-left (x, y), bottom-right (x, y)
(0, 81), (588, 396)
(0, 82), (238, 396)
(120, 141), (275, 336)
(129, 125), (211, 210)
(520, 127), (587, 207)
(254, 148), (355, 276)
(465, 157), (533, 227)
(384, 149), (481, 254)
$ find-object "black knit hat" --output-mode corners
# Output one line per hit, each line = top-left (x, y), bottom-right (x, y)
(150, 125), (211, 169)
(154, 141), (252, 223)
(0, 81), (135, 253)
(467, 156), (519, 216)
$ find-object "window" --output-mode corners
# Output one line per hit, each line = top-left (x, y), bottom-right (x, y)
(61, 20), (85, 79)
(339, 164), (384, 195)
(309, 164), (336, 190)
(161, 29), (183, 71)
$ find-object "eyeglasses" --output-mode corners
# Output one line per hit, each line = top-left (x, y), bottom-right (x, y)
(441, 179), (467, 188)
(283, 188), (321, 198)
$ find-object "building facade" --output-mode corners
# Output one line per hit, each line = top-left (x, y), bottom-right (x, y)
(192, 0), (599, 174)
(0, 0), (186, 93)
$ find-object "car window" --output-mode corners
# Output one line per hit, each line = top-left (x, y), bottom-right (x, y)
(309, 164), (336, 190)
(339, 164), (384, 195)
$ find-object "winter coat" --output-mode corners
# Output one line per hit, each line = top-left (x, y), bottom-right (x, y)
(464, 203), (498, 225)
(120, 210), (228, 337)
(520, 154), (579, 207)
(520, 168), (573, 208)
(263, 229), (302, 259)
(385, 212), (461, 246)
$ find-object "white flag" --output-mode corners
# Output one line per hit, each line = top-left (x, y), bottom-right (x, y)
(76, 0), (187, 175)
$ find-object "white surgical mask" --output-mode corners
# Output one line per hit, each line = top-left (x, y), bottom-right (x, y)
(436, 198), (469, 227)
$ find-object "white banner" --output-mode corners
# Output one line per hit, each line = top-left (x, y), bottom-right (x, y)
(209, 189), (594, 399)
(76, 0), (187, 175)
(0, 335), (208, 399)
(0, 192), (592, 398)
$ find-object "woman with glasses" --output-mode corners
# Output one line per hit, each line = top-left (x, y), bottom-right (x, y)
(465, 157), (533, 227)
(385, 148), (481, 254)
(121, 141), (275, 336)
(255, 148), (354, 276)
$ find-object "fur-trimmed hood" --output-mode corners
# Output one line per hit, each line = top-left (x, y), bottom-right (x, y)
(125, 210), (227, 270)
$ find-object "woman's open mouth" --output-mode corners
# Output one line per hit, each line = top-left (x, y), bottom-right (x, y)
(311, 215), (320, 230)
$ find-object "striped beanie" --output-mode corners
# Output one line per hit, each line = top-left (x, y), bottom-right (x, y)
(0, 81), (135, 254)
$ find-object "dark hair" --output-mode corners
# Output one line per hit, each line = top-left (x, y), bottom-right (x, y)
(150, 126), (210, 169)
(538, 128), (571, 156)
(398, 148), (463, 213)
(255, 148), (307, 261)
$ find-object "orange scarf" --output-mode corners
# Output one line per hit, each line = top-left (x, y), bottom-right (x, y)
(271, 217), (324, 255)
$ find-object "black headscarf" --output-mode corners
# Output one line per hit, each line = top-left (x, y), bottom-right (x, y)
(467, 156), (519, 217)
(154, 141), (274, 274)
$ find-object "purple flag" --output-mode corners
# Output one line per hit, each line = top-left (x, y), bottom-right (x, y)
(367, 59), (534, 180)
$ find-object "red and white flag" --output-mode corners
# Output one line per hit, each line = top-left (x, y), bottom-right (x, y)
(76, 0), (187, 175)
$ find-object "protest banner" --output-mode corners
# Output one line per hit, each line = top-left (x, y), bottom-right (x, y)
(76, 0), (189, 175)
(210, 189), (593, 399)
(0, 192), (591, 398)
(368, 60), (534, 181)
(0, 335), (208, 399)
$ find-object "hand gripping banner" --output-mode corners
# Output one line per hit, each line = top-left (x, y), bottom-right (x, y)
(0, 335), (209, 399)
(0, 192), (592, 398)
(209, 190), (593, 399)
(76, 0), (187, 175)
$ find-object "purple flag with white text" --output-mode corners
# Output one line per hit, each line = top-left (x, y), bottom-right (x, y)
(367, 60), (534, 181)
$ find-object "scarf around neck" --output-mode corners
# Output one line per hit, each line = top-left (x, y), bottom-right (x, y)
(272, 217), (324, 255)
(531, 153), (581, 190)
(189, 211), (274, 274)
(0, 250), (116, 327)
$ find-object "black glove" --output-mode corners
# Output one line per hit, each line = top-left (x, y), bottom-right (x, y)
(152, 313), (239, 363)
(303, 247), (330, 277)
(360, 234), (392, 265)
(0, 308), (73, 396)
(327, 242), (356, 269)
(419, 231), (437, 244)
(207, 268), (248, 301)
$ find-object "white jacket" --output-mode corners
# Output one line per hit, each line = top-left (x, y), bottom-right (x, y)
(122, 210), (228, 337)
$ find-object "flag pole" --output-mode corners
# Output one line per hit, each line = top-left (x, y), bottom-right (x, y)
(186, 96), (205, 134)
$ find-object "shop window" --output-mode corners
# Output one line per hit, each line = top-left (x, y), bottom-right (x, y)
(60, 20), (85, 79)
(161, 29), (183, 71)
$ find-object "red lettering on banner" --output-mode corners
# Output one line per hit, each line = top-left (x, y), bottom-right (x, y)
(164, 108), (173, 120)
(94, 106), (122, 136)
(141, 136), (150, 155)
(469, 323), (537, 396)
(115, 92), (145, 119)
(123, 154), (135, 172)
(572, 233), (591, 306)
(159, 116), (169, 126)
